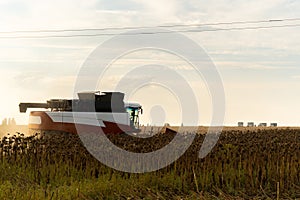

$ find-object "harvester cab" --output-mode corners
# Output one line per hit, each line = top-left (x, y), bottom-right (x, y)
(125, 103), (143, 130)
(19, 92), (143, 135)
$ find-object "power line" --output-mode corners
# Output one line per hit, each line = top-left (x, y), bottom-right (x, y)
(1, 17), (300, 34)
(0, 23), (299, 39)
(183, 23), (300, 33)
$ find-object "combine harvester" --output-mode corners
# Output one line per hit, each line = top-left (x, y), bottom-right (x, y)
(19, 91), (143, 135)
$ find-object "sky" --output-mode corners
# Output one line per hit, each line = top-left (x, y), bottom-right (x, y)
(0, 0), (300, 126)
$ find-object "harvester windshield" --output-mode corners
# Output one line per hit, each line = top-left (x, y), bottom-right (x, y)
(125, 103), (142, 130)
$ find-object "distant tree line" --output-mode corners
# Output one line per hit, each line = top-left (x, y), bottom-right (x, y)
(1, 118), (16, 126)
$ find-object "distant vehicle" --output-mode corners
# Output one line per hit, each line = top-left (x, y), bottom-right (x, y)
(19, 91), (143, 135)
(258, 123), (267, 127)
(238, 122), (244, 127)
(270, 123), (278, 127)
(247, 122), (255, 127)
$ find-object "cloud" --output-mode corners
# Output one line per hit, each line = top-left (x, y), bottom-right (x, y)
(96, 0), (142, 11)
(291, 75), (300, 79)
(215, 61), (297, 70)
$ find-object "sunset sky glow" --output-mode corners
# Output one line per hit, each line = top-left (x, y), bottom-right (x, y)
(1, 0), (300, 126)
